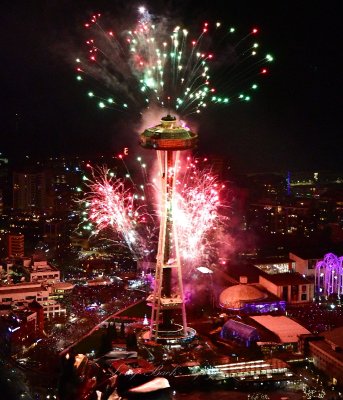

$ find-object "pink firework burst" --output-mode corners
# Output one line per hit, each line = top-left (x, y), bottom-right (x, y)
(173, 158), (229, 267)
(82, 166), (154, 258)
(81, 158), (229, 267)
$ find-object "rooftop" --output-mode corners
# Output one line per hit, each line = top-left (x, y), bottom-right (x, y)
(323, 326), (343, 348)
(0, 283), (48, 296)
(225, 263), (261, 284)
(219, 284), (267, 309)
(289, 250), (327, 260)
(309, 327), (343, 364)
(259, 272), (311, 285)
(27, 262), (59, 273)
(251, 315), (310, 343)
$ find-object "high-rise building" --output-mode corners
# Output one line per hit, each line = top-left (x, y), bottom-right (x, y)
(0, 189), (3, 215)
(0, 155), (9, 211)
(8, 234), (25, 257)
(13, 170), (53, 213)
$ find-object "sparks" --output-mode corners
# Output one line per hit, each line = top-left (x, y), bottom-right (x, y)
(173, 159), (228, 266)
(79, 166), (156, 259)
(80, 159), (229, 269)
(76, 11), (273, 116)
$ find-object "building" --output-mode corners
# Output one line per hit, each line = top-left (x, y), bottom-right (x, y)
(253, 258), (295, 274)
(0, 307), (39, 354)
(220, 319), (259, 347)
(0, 282), (66, 319)
(44, 218), (64, 248)
(0, 189), (3, 215)
(259, 272), (314, 303)
(0, 155), (9, 212)
(251, 315), (310, 351)
(28, 300), (45, 333)
(289, 250), (324, 277)
(306, 326), (343, 387)
(23, 260), (60, 284)
(225, 264), (314, 304)
(13, 170), (53, 213)
(219, 314), (310, 352)
(219, 280), (286, 314)
(8, 234), (24, 257)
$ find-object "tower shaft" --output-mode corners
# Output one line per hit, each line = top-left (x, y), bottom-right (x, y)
(150, 150), (187, 340)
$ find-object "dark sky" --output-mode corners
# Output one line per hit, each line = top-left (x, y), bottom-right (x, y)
(1, 0), (342, 172)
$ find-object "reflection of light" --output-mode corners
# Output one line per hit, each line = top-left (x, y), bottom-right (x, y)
(197, 266), (213, 274)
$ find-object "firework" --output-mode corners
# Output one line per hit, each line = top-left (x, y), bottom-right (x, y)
(80, 165), (156, 259)
(173, 157), (229, 266)
(75, 9), (273, 116)
(80, 157), (228, 268)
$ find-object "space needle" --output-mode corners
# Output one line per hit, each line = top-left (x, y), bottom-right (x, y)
(140, 115), (197, 344)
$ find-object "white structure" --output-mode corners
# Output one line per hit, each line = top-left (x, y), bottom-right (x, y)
(25, 260), (60, 283)
(0, 282), (66, 318)
(219, 284), (267, 310)
(315, 253), (343, 297)
(251, 315), (310, 343)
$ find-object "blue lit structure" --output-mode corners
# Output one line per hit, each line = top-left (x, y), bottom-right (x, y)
(220, 320), (259, 347)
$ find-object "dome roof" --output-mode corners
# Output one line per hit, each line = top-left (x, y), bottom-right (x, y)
(219, 284), (267, 310)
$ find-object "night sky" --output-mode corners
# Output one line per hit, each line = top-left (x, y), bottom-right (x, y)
(1, 0), (342, 172)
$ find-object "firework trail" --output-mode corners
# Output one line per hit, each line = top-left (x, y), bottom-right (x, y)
(75, 8), (273, 116)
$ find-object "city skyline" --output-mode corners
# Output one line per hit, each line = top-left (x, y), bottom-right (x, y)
(1, 0), (341, 173)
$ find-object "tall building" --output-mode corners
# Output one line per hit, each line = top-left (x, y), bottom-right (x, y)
(8, 234), (24, 257)
(0, 189), (3, 215)
(0, 155), (9, 211)
(13, 170), (53, 213)
(140, 115), (197, 343)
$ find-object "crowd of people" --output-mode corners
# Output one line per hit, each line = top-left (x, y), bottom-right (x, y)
(286, 301), (343, 333)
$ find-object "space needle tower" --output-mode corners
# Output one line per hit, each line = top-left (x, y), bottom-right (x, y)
(140, 115), (197, 343)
